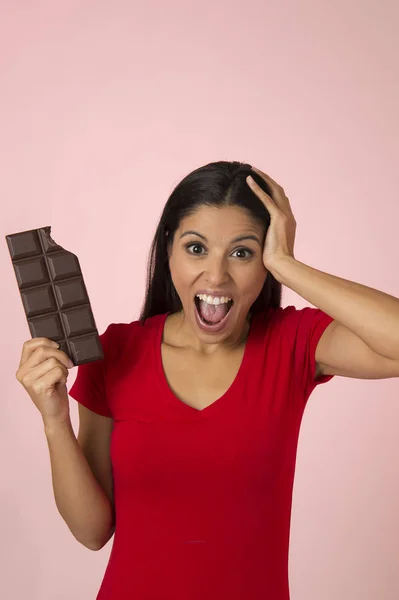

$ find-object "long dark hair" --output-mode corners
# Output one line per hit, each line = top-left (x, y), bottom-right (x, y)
(139, 160), (282, 324)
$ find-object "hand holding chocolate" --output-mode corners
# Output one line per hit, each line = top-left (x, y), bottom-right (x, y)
(6, 226), (104, 366)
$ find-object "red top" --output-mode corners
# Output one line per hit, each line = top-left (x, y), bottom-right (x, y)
(68, 305), (334, 600)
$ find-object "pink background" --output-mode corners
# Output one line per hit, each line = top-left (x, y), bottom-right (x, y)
(1, 1), (399, 598)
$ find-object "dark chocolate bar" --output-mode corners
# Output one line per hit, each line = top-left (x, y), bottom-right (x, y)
(5, 226), (104, 365)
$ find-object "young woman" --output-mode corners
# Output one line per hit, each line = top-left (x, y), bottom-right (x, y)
(16, 161), (399, 599)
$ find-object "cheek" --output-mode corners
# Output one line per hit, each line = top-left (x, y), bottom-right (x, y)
(238, 261), (265, 283)
(169, 255), (196, 293)
(171, 252), (197, 277)
(239, 266), (267, 298)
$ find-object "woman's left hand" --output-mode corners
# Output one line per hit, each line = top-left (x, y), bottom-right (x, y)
(246, 166), (297, 273)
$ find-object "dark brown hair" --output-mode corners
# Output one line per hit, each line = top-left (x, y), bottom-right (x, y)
(139, 160), (282, 324)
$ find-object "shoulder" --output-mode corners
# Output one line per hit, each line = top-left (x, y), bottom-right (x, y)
(99, 313), (167, 361)
(256, 304), (301, 331)
(264, 304), (327, 325)
(257, 304), (332, 340)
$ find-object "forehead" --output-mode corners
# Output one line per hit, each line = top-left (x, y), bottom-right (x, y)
(178, 205), (261, 234)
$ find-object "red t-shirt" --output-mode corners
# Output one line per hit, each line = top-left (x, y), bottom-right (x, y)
(68, 305), (334, 599)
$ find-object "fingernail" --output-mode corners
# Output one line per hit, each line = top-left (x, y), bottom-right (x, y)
(68, 359), (74, 368)
(52, 341), (60, 348)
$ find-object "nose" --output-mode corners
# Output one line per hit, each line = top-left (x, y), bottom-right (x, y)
(204, 255), (229, 286)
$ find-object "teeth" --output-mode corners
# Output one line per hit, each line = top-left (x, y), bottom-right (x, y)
(196, 294), (232, 305)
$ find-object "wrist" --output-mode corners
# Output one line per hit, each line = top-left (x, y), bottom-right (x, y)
(267, 254), (297, 283)
(43, 416), (73, 438)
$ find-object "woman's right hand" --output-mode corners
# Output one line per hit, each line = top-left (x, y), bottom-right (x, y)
(16, 338), (75, 426)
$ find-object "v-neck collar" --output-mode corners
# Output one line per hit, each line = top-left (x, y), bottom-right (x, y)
(154, 311), (259, 418)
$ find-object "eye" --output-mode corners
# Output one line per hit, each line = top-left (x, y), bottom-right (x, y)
(186, 242), (254, 260)
(186, 243), (205, 255)
(232, 248), (254, 259)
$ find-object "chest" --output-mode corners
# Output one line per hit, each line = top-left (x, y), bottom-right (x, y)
(160, 343), (246, 411)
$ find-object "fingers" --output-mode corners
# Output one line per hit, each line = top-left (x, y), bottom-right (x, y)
(34, 367), (68, 398)
(251, 166), (280, 189)
(17, 340), (74, 383)
(247, 175), (278, 216)
(28, 345), (73, 370)
(248, 168), (295, 220)
(249, 167), (284, 199)
(19, 337), (60, 368)
(19, 359), (69, 395)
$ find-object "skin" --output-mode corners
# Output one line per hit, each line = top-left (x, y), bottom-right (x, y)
(16, 165), (296, 421)
(167, 203), (268, 356)
(16, 338), (74, 426)
(246, 166), (297, 273)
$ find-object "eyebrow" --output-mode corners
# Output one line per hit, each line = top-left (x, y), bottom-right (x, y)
(179, 230), (261, 245)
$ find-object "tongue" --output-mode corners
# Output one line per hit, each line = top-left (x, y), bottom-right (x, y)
(198, 299), (230, 324)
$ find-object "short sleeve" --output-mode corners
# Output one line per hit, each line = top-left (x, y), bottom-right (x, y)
(68, 324), (115, 417)
(291, 306), (335, 399)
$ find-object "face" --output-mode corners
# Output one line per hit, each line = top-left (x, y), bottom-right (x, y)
(167, 204), (268, 345)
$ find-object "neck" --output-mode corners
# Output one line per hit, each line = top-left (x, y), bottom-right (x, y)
(169, 309), (252, 355)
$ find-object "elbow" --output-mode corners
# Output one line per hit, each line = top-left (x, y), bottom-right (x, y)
(82, 525), (116, 551)
(84, 538), (104, 551)
(85, 541), (104, 552)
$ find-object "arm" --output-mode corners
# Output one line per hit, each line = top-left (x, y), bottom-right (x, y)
(44, 413), (115, 551)
(271, 256), (399, 379)
(246, 166), (399, 379)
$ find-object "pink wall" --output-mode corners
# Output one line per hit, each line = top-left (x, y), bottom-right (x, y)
(1, 1), (399, 598)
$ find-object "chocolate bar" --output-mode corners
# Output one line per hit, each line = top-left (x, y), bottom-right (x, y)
(5, 226), (104, 366)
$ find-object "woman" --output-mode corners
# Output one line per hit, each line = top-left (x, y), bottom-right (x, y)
(16, 161), (399, 599)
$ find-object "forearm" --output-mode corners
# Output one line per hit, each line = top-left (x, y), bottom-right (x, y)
(44, 418), (114, 550)
(271, 256), (399, 360)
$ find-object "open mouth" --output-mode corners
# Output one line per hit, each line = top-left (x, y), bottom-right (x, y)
(194, 296), (234, 326)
